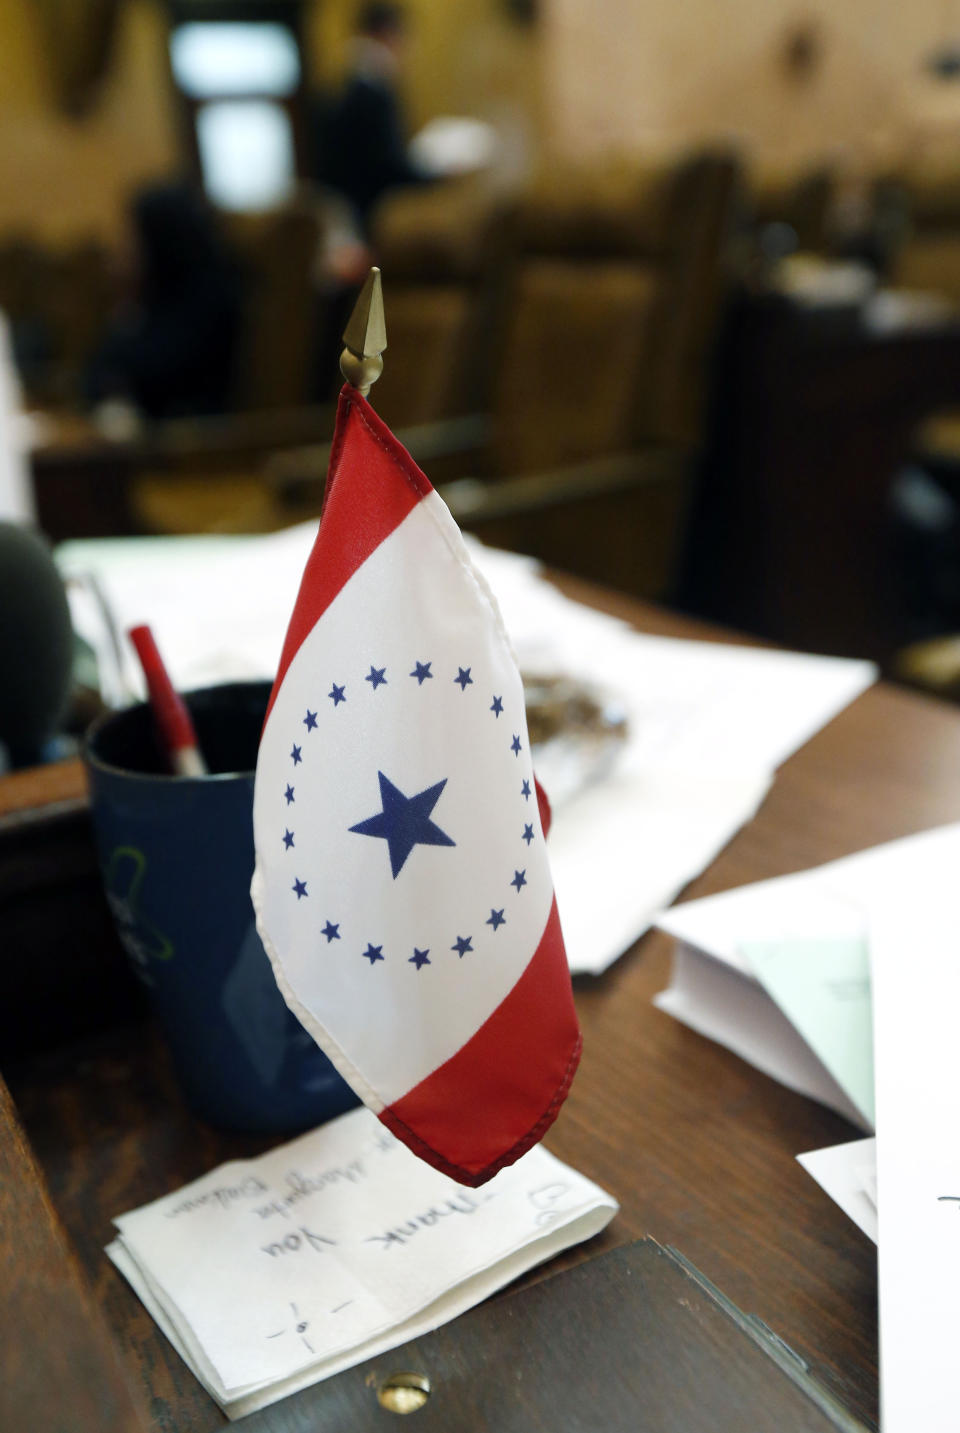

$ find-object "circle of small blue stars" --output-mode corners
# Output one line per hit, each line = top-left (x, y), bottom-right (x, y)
(279, 656), (539, 970)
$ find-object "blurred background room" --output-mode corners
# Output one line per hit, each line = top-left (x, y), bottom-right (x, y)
(10, 0), (960, 759)
(7, 12), (960, 1427)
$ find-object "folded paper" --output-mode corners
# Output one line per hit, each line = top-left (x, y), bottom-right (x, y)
(107, 1105), (617, 1419)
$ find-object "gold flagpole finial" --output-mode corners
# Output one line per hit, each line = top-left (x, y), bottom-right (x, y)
(340, 267), (387, 398)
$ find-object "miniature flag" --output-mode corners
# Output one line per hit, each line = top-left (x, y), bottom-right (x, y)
(252, 387), (581, 1186)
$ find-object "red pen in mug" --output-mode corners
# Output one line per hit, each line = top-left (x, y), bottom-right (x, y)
(127, 624), (208, 777)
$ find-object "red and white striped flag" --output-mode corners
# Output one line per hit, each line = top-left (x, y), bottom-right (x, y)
(252, 386), (581, 1186)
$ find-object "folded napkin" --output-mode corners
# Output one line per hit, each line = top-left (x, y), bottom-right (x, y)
(108, 1106), (617, 1419)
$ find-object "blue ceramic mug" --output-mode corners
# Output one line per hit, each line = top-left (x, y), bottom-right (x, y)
(84, 681), (358, 1133)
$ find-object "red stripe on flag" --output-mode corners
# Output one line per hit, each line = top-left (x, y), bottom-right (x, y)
(264, 386), (434, 725)
(380, 898), (582, 1186)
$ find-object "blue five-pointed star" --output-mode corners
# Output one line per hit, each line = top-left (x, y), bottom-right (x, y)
(284, 784), (295, 804)
(329, 683), (346, 707)
(291, 744), (302, 765)
(282, 829), (294, 849)
(303, 709), (318, 731)
(350, 772), (455, 878)
(490, 695), (503, 717)
(452, 935), (473, 957)
(454, 666), (473, 690)
(522, 823), (535, 845)
(410, 947), (430, 969)
(292, 878), (308, 899)
(511, 734), (522, 756)
(511, 869), (527, 892)
(521, 779), (532, 800)
(363, 943), (384, 964)
(321, 920), (340, 942)
(410, 661), (432, 684)
(366, 665), (387, 690)
(487, 908), (506, 931)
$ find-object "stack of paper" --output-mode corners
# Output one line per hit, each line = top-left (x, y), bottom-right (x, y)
(58, 524), (875, 974)
(108, 1106), (617, 1419)
(657, 822), (960, 1431)
(654, 823), (960, 1122)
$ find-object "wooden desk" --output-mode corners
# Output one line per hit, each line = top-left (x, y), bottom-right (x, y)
(7, 584), (960, 1430)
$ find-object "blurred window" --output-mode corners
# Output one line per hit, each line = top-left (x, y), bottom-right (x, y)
(168, 17), (305, 212)
(170, 22), (301, 98)
(196, 100), (296, 211)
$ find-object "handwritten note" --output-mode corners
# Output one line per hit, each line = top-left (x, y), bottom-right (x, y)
(107, 1106), (617, 1419)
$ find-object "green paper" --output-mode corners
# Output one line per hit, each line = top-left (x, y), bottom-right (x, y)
(742, 937), (874, 1126)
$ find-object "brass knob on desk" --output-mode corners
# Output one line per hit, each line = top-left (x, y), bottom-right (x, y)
(375, 1369), (432, 1413)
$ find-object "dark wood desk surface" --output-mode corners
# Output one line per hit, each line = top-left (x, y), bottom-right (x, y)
(8, 582), (960, 1432)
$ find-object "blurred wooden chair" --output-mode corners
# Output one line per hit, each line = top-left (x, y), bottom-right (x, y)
(267, 149), (741, 598)
(125, 201), (327, 536)
(434, 147), (741, 599)
(369, 176), (517, 431)
(225, 199), (325, 412)
(881, 158), (960, 300)
(0, 236), (113, 403)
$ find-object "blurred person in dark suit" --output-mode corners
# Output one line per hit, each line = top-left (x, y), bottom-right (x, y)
(86, 182), (241, 422)
(315, 3), (430, 235)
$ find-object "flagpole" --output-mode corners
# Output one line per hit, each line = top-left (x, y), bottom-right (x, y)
(340, 267), (387, 400)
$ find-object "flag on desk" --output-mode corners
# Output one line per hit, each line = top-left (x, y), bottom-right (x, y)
(251, 386), (581, 1186)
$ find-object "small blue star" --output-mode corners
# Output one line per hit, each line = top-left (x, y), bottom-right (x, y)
(511, 734), (522, 756)
(454, 667), (473, 691)
(321, 920), (340, 942)
(291, 744), (302, 765)
(410, 947), (431, 969)
(284, 784), (295, 804)
(490, 695), (503, 717)
(303, 709), (318, 731)
(521, 779), (532, 801)
(486, 908), (506, 931)
(451, 934), (473, 958)
(282, 829), (294, 849)
(292, 878), (308, 899)
(363, 943), (384, 964)
(410, 661), (433, 685)
(522, 823), (535, 845)
(329, 683), (346, 707)
(365, 665), (387, 690)
(511, 869), (527, 892)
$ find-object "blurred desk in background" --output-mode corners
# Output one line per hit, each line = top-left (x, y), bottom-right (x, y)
(28, 406), (341, 542)
(682, 289), (960, 663)
(9, 582), (960, 1429)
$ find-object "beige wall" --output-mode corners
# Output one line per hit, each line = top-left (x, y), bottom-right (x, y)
(0, 0), (177, 245)
(7, 0), (952, 246)
(542, 0), (954, 173)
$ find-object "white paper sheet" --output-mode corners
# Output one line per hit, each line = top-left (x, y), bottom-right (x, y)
(58, 526), (874, 973)
(869, 876), (960, 1431)
(654, 943), (867, 1125)
(656, 825), (960, 1118)
(797, 1137), (877, 1243)
(0, 311), (34, 522)
(107, 1106), (617, 1419)
(657, 822), (960, 971)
